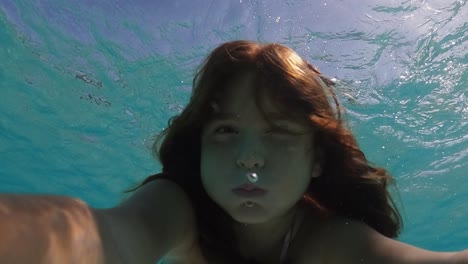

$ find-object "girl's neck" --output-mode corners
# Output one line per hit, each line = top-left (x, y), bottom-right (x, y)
(232, 205), (300, 261)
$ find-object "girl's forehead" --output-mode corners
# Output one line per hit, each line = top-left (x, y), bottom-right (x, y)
(209, 95), (303, 127)
(214, 71), (276, 109)
(208, 70), (308, 124)
(211, 83), (280, 114)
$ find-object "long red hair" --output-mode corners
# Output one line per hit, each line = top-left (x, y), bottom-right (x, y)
(133, 40), (402, 263)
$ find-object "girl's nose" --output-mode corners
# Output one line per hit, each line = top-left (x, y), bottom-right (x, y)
(235, 132), (266, 169)
(236, 152), (265, 169)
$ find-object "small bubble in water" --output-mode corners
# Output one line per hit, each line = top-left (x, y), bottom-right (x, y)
(275, 16), (281, 22)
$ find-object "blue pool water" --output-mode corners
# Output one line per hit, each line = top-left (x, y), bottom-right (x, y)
(1, 0), (467, 253)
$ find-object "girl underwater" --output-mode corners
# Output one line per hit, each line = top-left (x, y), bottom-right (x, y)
(0, 40), (467, 264)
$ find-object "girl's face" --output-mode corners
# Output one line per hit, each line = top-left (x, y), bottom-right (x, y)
(201, 72), (318, 224)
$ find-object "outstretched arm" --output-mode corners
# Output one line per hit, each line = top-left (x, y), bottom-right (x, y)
(0, 194), (107, 263)
(0, 179), (196, 264)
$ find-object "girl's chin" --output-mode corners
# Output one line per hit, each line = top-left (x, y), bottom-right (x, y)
(227, 201), (272, 224)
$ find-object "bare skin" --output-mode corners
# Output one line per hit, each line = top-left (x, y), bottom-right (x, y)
(0, 179), (195, 264)
(163, 202), (313, 264)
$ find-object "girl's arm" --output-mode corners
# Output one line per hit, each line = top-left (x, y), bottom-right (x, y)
(0, 194), (106, 263)
(0, 179), (196, 264)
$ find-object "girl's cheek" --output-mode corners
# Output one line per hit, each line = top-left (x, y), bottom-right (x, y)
(266, 137), (307, 150)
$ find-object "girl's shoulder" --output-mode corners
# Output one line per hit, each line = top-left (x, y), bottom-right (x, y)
(288, 207), (371, 264)
(286, 208), (330, 263)
(160, 240), (207, 264)
(101, 179), (198, 263)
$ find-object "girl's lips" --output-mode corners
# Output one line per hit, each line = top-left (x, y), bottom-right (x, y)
(232, 184), (268, 198)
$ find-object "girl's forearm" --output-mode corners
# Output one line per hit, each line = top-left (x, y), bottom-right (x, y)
(0, 194), (106, 264)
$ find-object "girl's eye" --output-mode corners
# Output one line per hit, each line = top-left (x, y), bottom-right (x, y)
(214, 126), (237, 134)
(267, 125), (291, 134)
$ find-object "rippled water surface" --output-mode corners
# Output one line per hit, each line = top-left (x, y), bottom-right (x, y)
(0, 0), (467, 251)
